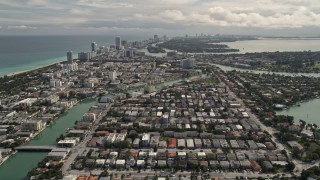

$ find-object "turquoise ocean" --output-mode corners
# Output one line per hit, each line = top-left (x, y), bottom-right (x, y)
(0, 35), (145, 76)
(1, 36), (320, 77)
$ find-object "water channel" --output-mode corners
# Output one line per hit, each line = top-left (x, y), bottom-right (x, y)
(276, 98), (320, 126)
(0, 74), (205, 179)
(0, 98), (97, 180)
(214, 63), (320, 126)
(213, 64), (320, 78)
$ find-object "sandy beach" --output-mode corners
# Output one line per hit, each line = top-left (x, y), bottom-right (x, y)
(6, 62), (64, 77)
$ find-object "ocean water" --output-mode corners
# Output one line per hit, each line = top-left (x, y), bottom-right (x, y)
(1, 36), (320, 76)
(0, 35), (145, 76)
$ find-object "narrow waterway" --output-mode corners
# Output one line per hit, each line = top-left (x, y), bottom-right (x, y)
(276, 98), (320, 126)
(0, 75), (206, 180)
(213, 64), (320, 126)
(0, 98), (97, 180)
(214, 64), (320, 78)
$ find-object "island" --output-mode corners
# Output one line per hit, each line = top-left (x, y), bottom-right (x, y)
(200, 51), (320, 73)
(156, 37), (244, 53)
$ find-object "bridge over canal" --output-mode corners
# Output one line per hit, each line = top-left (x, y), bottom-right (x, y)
(15, 145), (56, 152)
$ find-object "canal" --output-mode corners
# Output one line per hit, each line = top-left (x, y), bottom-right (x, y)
(0, 75), (205, 180)
(0, 98), (97, 180)
(213, 63), (320, 78)
(277, 98), (320, 126)
(214, 63), (320, 126)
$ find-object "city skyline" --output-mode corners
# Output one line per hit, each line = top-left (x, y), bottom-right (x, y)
(0, 0), (320, 36)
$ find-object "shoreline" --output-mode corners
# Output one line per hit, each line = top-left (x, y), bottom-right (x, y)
(0, 151), (17, 166)
(0, 98), (88, 168)
(5, 61), (65, 77)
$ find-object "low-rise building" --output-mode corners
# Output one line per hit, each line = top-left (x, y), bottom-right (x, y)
(22, 120), (43, 131)
(116, 159), (126, 168)
(82, 113), (96, 122)
(150, 136), (160, 148)
(186, 139), (194, 149)
(168, 138), (177, 148)
(141, 133), (150, 147)
(177, 139), (185, 149)
(57, 139), (78, 147)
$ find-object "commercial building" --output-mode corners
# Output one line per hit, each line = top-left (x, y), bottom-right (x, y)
(181, 58), (195, 69)
(78, 52), (96, 62)
(109, 71), (117, 81)
(67, 51), (73, 64)
(22, 120), (43, 131)
(57, 139), (78, 147)
(82, 113), (96, 122)
(46, 95), (60, 104)
(17, 98), (38, 107)
(91, 42), (97, 52)
(124, 48), (137, 58)
(49, 79), (62, 87)
(115, 36), (121, 50)
(66, 63), (78, 72)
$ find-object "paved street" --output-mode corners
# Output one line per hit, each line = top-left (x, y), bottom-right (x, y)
(62, 103), (113, 175)
(60, 79), (316, 179)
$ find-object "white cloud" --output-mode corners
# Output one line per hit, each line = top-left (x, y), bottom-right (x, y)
(160, 0), (196, 5)
(69, 8), (92, 15)
(75, 0), (133, 9)
(27, 0), (48, 6)
(7, 25), (37, 29)
(159, 10), (186, 21)
(1, 0), (320, 35)
(150, 5), (320, 28)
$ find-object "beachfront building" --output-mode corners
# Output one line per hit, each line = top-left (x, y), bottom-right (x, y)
(67, 51), (73, 64)
(91, 42), (97, 52)
(78, 52), (96, 62)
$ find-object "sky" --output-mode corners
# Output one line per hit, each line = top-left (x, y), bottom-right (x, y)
(1, 0), (320, 36)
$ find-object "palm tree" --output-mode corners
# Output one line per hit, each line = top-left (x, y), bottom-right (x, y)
(299, 119), (306, 130)
(313, 123), (318, 130)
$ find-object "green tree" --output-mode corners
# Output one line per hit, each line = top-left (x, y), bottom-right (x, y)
(285, 162), (295, 172)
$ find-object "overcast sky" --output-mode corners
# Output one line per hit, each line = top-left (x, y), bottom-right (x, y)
(1, 0), (320, 36)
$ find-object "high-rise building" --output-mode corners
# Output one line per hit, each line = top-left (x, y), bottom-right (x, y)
(109, 71), (117, 81)
(115, 36), (121, 50)
(67, 63), (78, 71)
(121, 40), (127, 48)
(91, 42), (97, 52)
(124, 48), (137, 58)
(78, 52), (90, 62)
(181, 58), (195, 69)
(67, 51), (73, 64)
